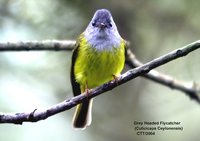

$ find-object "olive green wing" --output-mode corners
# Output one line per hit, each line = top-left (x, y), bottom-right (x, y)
(70, 42), (81, 96)
(71, 38), (92, 129)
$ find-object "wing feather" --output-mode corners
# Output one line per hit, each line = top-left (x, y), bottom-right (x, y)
(70, 43), (81, 96)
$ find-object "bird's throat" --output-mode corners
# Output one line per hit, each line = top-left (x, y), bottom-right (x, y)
(84, 31), (121, 51)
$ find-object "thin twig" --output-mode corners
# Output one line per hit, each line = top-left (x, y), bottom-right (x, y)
(126, 48), (200, 100)
(0, 40), (200, 124)
(0, 40), (75, 51)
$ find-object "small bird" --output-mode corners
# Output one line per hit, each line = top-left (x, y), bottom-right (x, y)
(71, 9), (126, 129)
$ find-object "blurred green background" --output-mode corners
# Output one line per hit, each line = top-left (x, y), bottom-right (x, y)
(0, 0), (200, 141)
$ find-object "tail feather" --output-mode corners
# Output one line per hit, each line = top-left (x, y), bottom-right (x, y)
(73, 99), (93, 129)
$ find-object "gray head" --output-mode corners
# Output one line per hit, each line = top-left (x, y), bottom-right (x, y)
(91, 9), (115, 29)
(84, 9), (121, 50)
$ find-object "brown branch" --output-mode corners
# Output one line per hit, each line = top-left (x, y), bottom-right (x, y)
(0, 40), (200, 124)
(126, 48), (200, 100)
(0, 40), (75, 51)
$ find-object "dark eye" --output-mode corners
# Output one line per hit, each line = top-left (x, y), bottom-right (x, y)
(109, 23), (112, 27)
(92, 22), (96, 26)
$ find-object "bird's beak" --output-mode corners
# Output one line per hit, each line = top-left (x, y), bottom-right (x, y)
(99, 23), (106, 29)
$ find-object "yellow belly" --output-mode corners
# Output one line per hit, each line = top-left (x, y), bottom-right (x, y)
(74, 38), (125, 89)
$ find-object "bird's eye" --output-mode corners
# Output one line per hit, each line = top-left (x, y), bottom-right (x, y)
(92, 22), (96, 27)
(109, 23), (112, 27)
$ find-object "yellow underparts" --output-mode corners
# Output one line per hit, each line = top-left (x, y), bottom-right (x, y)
(74, 36), (125, 90)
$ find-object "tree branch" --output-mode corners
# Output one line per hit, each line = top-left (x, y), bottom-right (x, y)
(0, 40), (75, 51)
(0, 40), (200, 124)
(126, 48), (200, 100)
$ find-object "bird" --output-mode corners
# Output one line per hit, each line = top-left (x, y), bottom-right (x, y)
(70, 9), (126, 129)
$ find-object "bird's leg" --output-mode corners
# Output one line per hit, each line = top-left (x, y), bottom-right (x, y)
(112, 74), (119, 85)
(85, 81), (90, 100)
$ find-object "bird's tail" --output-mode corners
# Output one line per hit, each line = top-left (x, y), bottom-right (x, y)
(72, 99), (93, 129)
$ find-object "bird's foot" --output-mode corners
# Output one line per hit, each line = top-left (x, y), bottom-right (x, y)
(112, 74), (120, 85)
(85, 82), (90, 100)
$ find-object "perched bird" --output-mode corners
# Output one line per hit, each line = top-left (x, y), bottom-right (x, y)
(71, 9), (126, 129)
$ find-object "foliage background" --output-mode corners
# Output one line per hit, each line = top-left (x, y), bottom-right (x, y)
(0, 0), (200, 141)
